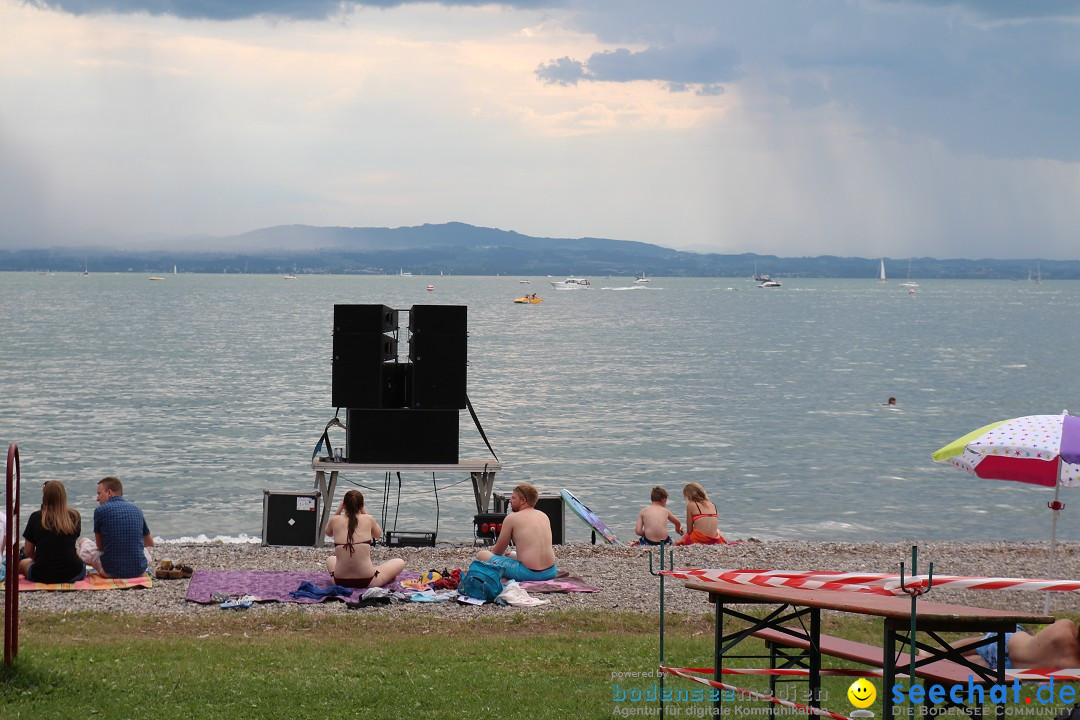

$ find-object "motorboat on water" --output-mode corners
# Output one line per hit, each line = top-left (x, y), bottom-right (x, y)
(284, 274), (298, 280)
(550, 277), (591, 290)
(757, 279), (782, 288)
(634, 273), (650, 284)
(514, 295), (543, 304)
(518, 280), (531, 284)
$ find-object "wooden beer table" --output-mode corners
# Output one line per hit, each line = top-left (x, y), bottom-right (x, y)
(683, 581), (1054, 717)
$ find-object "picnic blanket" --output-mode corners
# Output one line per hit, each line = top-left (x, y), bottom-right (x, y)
(1, 573), (154, 592)
(186, 570), (370, 604)
(186, 569), (599, 605)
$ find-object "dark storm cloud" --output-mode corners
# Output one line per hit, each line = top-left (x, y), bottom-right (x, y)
(536, 42), (740, 93)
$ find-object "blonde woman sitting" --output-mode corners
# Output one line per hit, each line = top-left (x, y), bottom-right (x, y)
(21, 481), (87, 583)
(325, 490), (405, 589)
(675, 482), (727, 546)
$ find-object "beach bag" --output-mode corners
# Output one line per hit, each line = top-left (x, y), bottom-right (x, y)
(458, 560), (503, 602)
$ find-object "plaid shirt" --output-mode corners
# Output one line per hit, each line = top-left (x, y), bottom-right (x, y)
(93, 496), (150, 578)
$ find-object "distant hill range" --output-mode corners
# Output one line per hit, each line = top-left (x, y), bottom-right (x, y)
(2, 222), (1077, 279)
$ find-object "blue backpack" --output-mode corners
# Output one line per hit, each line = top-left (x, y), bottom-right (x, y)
(458, 560), (504, 602)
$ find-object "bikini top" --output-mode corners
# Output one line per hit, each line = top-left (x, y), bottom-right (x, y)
(691, 502), (718, 522)
(335, 539), (373, 555)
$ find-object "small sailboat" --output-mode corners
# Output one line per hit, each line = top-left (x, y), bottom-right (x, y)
(1037, 263), (1042, 285)
(172, 264), (177, 275)
(900, 258), (918, 288)
(878, 259), (887, 283)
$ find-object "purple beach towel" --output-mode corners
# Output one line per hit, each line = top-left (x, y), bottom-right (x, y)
(186, 570), (368, 604)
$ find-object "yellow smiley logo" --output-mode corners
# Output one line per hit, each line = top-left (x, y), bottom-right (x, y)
(847, 678), (876, 709)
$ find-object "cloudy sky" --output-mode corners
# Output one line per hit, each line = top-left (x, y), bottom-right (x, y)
(2, 0), (1078, 258)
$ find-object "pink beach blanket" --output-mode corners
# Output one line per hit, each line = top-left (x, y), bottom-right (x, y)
(520, 572), (599, 593)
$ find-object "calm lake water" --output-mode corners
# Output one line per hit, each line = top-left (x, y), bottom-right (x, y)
(1, 272), (1077, 545)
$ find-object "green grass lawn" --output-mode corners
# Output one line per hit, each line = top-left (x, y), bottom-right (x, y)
(2, 610), (1077, 720)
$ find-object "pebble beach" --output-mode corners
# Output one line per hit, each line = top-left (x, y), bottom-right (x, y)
(15, 540), (1080, 619)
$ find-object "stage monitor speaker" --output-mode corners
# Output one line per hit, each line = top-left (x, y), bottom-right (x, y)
(410, 360), (466, 409)
(493, 492), (564, 545)
(332, 361), (407, 408)
(345, 408), (459, 463)
(262, 491), (321, 547)
(409, 305), (466, 336)
(333, 333), (397, 363)
(334, 304), (398, 334)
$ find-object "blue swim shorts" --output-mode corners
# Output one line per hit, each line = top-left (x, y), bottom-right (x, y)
(638, 535), (672, 546)
(974, 625), (1022, 669)
(485, 554), (558, 582)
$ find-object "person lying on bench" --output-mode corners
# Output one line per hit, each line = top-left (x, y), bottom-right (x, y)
(959, 619), (1080, 670)
(476, 483), (558, 581)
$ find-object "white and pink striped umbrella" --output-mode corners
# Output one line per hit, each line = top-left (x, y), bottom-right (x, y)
(932, 411), (1080, 487)
(932, 411), (1080, 601)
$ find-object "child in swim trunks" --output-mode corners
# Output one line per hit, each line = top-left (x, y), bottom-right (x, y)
(632, 487), (684, 546)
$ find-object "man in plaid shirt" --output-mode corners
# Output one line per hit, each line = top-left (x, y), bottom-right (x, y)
(76, 476), (154, 578)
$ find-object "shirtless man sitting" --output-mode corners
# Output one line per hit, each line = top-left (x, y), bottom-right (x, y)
(476, 483), (558, 581)
(960, 619), (1080, 670)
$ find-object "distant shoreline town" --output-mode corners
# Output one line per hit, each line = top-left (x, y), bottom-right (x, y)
(3, 222), (1078, 279)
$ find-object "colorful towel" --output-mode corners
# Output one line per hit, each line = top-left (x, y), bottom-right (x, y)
(186, 570), (369, 604)
(1, 573), (153, 592)
(675, 529), (728, 546)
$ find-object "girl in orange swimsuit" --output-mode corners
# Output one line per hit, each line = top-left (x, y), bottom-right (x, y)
(676, 482), (727, 546)
(325, 490), (405, 588)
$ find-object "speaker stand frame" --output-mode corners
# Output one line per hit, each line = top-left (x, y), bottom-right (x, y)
(312, 459), (502, 540)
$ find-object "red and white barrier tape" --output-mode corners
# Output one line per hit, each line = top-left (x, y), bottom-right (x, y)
(661, 568), (1080, 595)
(686, 666), (1080, 682)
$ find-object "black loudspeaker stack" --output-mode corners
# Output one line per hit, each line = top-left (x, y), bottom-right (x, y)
(332, 305), (402, 408)
(409, 305), (467, 410)
(332, 303), (467, 464)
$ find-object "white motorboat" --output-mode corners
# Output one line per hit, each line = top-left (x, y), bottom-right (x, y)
(634, 273), (650, 284)
(757, 279), (782, 288)
(550, 277), (592, 290)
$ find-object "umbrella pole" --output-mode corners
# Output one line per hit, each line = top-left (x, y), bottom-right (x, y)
(1046, 466), (1063, 615)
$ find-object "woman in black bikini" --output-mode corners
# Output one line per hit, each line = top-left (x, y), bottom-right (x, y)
(325, 490), (405, 588)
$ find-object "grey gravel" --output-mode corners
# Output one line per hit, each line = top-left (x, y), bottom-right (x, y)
(16, 540), (1080, 619)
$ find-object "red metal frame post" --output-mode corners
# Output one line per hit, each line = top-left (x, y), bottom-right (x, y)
(5, 443), (20, 667)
